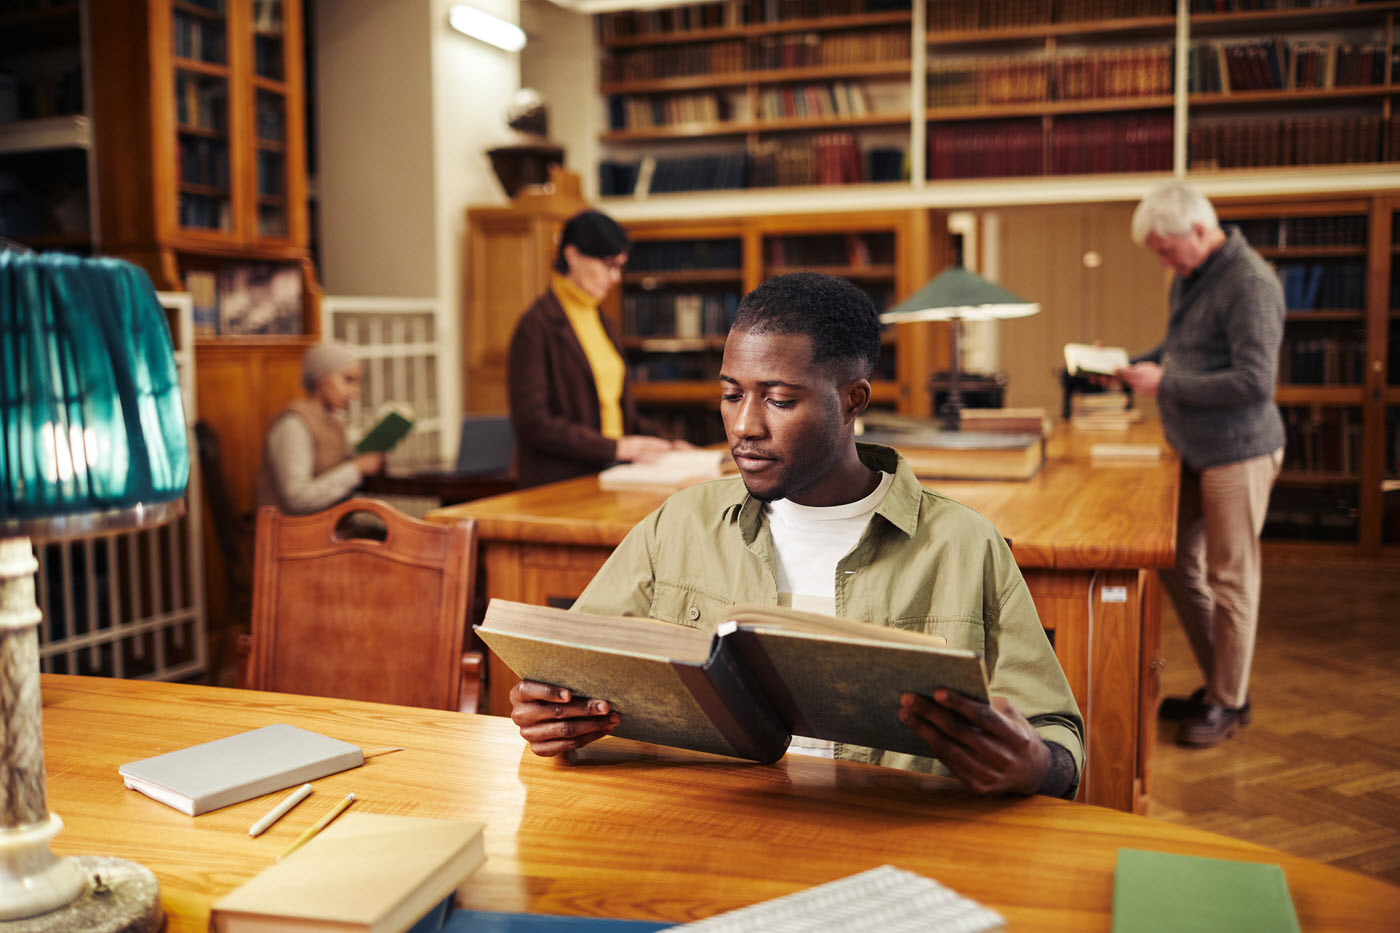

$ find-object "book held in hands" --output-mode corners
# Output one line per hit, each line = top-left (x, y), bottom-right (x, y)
(476, 599), (988, 763)
(1064, 342), (1130, 377)
(356, 403), (415, 454)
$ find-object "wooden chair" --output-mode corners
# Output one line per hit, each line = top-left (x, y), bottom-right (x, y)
(241, 498), (482, 712)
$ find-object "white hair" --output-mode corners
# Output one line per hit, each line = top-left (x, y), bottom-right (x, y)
(1131, 180), (1220, 245)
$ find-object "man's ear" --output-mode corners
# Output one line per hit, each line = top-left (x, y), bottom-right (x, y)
(842, 378), (872, 423)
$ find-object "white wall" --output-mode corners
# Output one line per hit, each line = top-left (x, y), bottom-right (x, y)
(315, 0), (525, 425)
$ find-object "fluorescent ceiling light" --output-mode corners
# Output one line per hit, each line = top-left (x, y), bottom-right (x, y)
(449, 4), (526, 52)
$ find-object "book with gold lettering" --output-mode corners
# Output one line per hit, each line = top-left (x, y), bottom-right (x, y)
(476, 599), (988, 764)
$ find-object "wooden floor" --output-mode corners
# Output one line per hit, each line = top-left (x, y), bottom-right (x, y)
(1148, 557), (1400, 886)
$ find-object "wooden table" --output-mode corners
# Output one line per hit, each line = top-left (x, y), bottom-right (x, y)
(41, 675), (1398, 932)
(427, 422), (1179, 814)
(358, 463), (516, 505)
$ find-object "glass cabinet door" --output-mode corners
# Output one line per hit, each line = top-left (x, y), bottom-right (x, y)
(173, 0), (232, 233)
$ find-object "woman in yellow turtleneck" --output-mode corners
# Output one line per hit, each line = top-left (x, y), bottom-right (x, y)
(507, 209), (688, 488)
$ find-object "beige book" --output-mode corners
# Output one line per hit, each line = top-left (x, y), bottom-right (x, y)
(1064, 342), (1130, 376)
(476, 599), (987, 763)
(209, 812), (486, 933)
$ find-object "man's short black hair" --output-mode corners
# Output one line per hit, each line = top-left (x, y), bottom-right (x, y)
(554, 210), (630, 274)
(731, 271), (881, 380)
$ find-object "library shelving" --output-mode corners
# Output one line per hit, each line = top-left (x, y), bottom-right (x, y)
(591, 0), (1400, 197)
(597, 0), (915, 196)
(0, 1), (94, 253)
(1211, 194), (1396, 556)
(608, 209), (947, 441)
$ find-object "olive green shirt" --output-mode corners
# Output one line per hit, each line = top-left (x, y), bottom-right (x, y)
(574, 443), (1085, 793)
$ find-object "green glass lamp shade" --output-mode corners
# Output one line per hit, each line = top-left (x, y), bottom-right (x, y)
(880, 264), (1039, 323)
(0, 252), (188, 536)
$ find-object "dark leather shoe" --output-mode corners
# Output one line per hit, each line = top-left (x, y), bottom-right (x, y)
(1179, 702), (1247, 748)
(1160, 687), (1251, 725)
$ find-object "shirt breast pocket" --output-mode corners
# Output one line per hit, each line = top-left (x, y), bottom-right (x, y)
(895, 617), (985, 655)
(649, 581), (730, 633)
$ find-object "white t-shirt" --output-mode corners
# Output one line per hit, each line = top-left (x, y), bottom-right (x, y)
(765, 471), (894, 757)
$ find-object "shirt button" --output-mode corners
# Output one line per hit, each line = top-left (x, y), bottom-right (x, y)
(687, 606), (700, 621)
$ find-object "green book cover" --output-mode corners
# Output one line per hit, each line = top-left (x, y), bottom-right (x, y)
(1112, 849), (1301, 933)
(355, 407), (414, 454)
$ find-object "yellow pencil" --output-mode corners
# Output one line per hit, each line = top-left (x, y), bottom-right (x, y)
(276, 792), (355, 861)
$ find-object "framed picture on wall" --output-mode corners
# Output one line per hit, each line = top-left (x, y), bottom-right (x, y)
(218, 262), (302, 335)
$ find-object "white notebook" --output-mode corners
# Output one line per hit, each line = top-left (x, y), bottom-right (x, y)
(662, 865), (1003, 932)
(119, 724), (364, 816)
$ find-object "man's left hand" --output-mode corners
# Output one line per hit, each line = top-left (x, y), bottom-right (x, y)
(899, 690), (1052, 796)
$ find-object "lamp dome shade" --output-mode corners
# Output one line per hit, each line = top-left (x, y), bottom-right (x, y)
(881, 265), (1039, 323)
(1, 252), (189, 534)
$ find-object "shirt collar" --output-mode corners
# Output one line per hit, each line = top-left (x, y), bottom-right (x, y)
(725, 443), (922, 543)
(551, 272), (598, 315)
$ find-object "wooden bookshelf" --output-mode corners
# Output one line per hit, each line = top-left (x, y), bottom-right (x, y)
(592, 0), (1400, 197)
(605, 208), (948, 440)
(1211, 193), (1397, 555)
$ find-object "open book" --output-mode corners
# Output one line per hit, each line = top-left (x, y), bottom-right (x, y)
(476, 599), (988, 763)
(355, 404), (414, 454)
(1064, 342), (1130, 377)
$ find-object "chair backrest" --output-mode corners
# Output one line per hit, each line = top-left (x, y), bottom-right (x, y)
(247, 498), (476, 710)
(455, 415), (514, 475)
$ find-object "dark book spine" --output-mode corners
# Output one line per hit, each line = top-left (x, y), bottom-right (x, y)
(675, 642), (790, 763)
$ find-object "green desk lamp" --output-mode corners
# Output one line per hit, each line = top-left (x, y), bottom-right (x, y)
(1, 249), (187, 931)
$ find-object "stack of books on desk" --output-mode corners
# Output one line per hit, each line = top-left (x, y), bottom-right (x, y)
(957, 407), (1051, 437)
(1071, 392), (1142, 430)
(857, 413), (1044, 481)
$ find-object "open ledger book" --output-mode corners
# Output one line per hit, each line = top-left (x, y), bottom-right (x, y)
(476, 599), (988, 763)
(1064, 342), (1130, 377)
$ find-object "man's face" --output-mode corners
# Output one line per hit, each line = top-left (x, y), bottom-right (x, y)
(1145, 225), (1215, 277)
(719, 328), (851, 506)
(564, 246), (626, 302)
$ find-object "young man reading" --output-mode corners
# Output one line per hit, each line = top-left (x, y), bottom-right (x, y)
(508, 272), (1084, 798)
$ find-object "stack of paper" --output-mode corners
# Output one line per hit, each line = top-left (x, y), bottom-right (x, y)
(663, 865), (1002, 932)
(598, 449), (726, 490)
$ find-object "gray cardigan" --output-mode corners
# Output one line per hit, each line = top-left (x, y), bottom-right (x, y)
(1135, 226), (1284, 470)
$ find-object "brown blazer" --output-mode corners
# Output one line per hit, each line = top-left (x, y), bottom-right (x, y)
(507, 288), (666, 488)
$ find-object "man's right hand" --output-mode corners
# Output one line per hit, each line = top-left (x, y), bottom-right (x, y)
(509, 680), (621, 757)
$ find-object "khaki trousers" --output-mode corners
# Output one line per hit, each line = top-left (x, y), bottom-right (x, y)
(1161, 447), (1283, 710)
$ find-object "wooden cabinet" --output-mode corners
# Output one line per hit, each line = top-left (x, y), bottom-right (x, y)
(0, 1), (94, 253)
(89, 0), (312, 292)
(463, 169), (586, 414)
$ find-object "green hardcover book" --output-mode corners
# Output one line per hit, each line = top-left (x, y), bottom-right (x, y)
(1111, 849), (1301, 933)
(355, 406), (414, 454)
(475, 599), (988, 764)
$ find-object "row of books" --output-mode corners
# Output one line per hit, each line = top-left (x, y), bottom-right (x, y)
(1275, 260), (1366, 310)
(1279, 335), (1366, 386)
(172, 9), (227, 65)
(176, 73), (227, 133)
(927, 114), (1171, 179)
(1263, 482), (1358, 542)
(253, 33), (285, 81)
(766, 232), (895, 267)
(1187, 39), (1395, 94)
(755, 80), (875, 119)
(178, 138), (229, 189)
(177, 192), (231, 231)
(1192, 0), (1375, 13)
(256, 150), (283, 198)
(600, 29), (909, 83)
(608, 93), (729, 130)
(0, 67), (83, 121)
(600, 137), (905, 194)
(621, 290), (741, 337)
(255, 92), (284, 142)
(928, 0), (1172, 32)
(1232, 215), (1367, 249)
(595, 0), (911, 43)
(628, 238), (742, 272)
(927, 46), (1173, 106)
(1188, 114), (1395, 170)
(1279, 404), (1362, 476)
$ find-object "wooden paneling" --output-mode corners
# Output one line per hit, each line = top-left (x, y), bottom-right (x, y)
(988, 202), (1169, 416)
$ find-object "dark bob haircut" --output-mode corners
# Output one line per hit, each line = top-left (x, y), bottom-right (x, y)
(553, 209), (630, 274)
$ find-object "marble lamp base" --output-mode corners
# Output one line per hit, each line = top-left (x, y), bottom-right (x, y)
(0, 855), (161, 933)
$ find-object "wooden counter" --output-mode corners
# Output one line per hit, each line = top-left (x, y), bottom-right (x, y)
(42, 675), (1398, 933)
(427, 422), (1179, 814)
